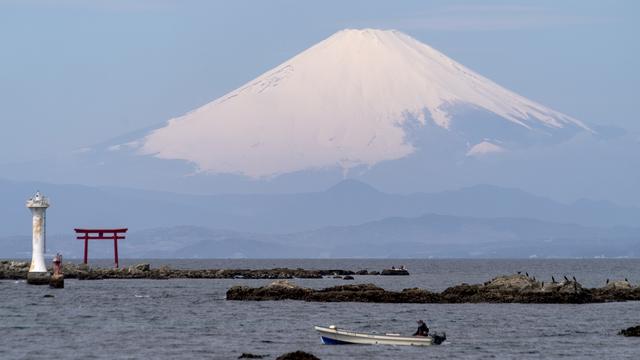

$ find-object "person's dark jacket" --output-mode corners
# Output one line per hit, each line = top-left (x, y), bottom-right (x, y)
(413, 323), (429, 336)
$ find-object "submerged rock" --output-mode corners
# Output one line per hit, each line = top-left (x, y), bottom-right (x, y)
(619, 325), (640, 337)
(276, 351), (320, 360)
(238, 353), (268, 359)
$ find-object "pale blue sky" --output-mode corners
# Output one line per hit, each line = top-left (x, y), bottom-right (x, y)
(0, 0), (638, 163)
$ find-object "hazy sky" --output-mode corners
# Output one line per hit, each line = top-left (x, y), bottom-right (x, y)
(0, 0), (638, 163)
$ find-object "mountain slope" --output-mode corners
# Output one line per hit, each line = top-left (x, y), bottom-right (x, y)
(138, 29), (588, 177)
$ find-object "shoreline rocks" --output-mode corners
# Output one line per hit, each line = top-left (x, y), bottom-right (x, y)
(227, 274), (640, 304)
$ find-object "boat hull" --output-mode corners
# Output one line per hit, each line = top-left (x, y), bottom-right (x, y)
(315, 326), (433, 346)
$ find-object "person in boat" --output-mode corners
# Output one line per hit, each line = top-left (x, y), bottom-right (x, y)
(413, 320), (429, 336)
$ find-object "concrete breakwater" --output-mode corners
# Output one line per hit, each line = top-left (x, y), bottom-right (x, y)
(0, 260), (394, 280)
(226, 274), (640, 304)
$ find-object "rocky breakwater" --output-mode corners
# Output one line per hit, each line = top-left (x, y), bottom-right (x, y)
(227, 274), (640, 304)
(0, 260), (30, 279)
(1, 261), (383, 280)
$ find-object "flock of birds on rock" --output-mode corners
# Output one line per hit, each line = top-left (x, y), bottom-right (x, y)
(516, 271), (631, 288)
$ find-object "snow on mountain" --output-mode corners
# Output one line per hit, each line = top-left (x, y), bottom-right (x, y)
(139, 29), (589, 177)
(467, 140), (505, 157)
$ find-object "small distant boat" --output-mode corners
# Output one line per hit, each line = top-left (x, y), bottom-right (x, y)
(315, 325), (445, 346)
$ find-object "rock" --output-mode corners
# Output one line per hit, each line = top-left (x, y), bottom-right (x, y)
(619, 325), (640, 337)
(227, 281), (312, 301)
(355, 270), (369, 275)
(267, 280), (299, 289)
(605, 280), (633, 290)
(319, 269), (355, 276)
(43, 294), (54, 298)
(369, 271), (380, 275)
(380, 269), (409, 276)
(9, 261), (29, 269)
(485, 274), (540, 291)
(137, 263), (151, 272)
(227, 273), (640, 304)
(276, 351), (320, 360)
(0, 261), (30, 279)
(228, 282), (439, 303)
(238, 353), (268, 359)
(343, 275), (354, 280)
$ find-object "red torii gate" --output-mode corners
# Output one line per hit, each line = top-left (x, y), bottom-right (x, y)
(74, 228), (128, 268)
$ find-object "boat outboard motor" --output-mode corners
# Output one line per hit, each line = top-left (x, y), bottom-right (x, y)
(432, 332), (446, 345)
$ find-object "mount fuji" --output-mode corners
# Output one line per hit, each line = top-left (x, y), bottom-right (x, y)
(134, 29), (589, 178)
(4, 28), (637, 203)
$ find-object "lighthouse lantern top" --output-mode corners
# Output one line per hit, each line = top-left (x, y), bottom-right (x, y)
(26, 191), (50, 208)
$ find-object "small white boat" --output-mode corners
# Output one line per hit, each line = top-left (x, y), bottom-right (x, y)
(315, 325), (445, 346)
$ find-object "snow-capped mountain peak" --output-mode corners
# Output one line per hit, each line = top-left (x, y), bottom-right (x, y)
(140, 28), (588, 177)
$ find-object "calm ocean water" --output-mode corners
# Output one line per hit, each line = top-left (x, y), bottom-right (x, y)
(2, 259), (640, 359)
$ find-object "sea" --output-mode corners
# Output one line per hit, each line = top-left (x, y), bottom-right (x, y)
(1, 259), (639, 359)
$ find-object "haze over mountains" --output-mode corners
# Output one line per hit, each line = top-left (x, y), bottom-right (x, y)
(1, 178), (638, 258)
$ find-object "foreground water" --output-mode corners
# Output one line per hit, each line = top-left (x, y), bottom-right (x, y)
(2, 259), (639, 359)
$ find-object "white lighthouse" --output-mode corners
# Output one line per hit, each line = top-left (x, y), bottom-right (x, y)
(26, 191), (50, 285)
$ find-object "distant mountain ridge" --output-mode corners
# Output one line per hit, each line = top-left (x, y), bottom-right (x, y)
(2, 214), (638, 259)
(1, 178), (639, 240)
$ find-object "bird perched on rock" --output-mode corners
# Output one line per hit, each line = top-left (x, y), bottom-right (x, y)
(552, 276), (556, 283)
(517, 271), (521, 275)
(572, 276), (577, 282)
(564, 275), (569, 282)
(526, 272), (529, 277)
(625, 278), (629, 282)
(606, 278), (610, 284)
